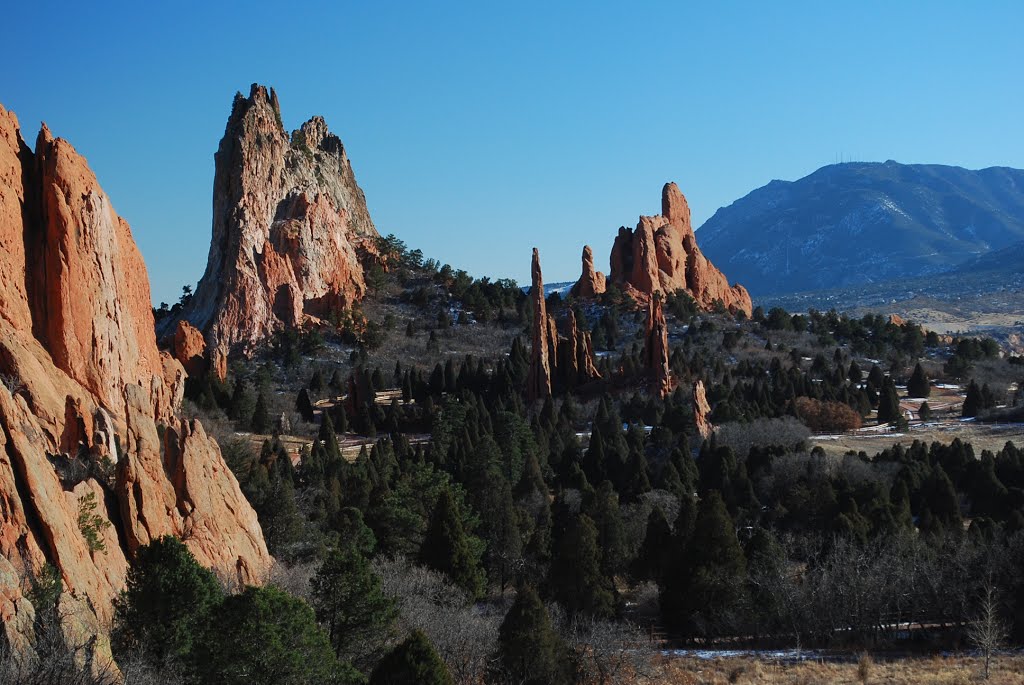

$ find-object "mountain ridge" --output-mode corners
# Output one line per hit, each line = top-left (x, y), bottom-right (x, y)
(698, 160), (1024, 296)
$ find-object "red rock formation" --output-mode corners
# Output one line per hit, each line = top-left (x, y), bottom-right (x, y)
(571, 245), (606, 298)
(642, 297), (673, 398)
(527, 249), (553, 401)
(693, 380), (713, 440)
(182, 85), (378, 362)
(0, 103), (271, 655)
(888, 313), (906, 326)
(556, 309), (602, 389)
(529, 249), (601, 399)
(173, 320), (208, 378)
(608, 183), (752, 316)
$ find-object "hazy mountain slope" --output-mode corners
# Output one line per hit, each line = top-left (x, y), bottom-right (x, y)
(698, 161), (1024, 295)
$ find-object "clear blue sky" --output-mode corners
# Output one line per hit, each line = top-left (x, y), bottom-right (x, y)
(4, 1), (1022, 305)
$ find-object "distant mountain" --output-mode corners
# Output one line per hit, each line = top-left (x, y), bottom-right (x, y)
(698, 161), (1024, 296)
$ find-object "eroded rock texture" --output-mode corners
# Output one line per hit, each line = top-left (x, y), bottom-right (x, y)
(0, 103), (271, 656)
(642, 297), (673, 398)
(608, 183), (752, 316)
(693, 380), (714, 440)
(571, 245), (606, 299)
(527, 249), (600, 401)
(526, 249), (553, 402)
(172, 320), (207, 378)
(183, 84), (379, 361)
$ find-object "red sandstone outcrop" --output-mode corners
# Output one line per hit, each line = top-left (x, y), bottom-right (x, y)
(527, 249), (553, 401)
(0, 103), (271, 655)
(642, 297), (673, 398)
(181, 84), (378, 362)
(608, 183), (752, 316)
(172, 320), (208, 378)
(557, 309), (602, 389)
(693, 380), (713, 440)
(888, 313), (906, 326)
(571, 245), (606, 298)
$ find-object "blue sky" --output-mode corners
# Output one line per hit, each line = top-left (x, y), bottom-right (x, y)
(4, 1), (1022, 305)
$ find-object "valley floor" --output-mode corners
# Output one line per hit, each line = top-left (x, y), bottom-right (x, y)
(654, 652), (1024, 685)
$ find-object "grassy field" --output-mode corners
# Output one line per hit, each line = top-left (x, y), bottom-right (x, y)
(654, 653), (1024, 685)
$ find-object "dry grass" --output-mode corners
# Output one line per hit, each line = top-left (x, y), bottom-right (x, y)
(651, 654), (1024, 685)
(810, 421), (1024, 459)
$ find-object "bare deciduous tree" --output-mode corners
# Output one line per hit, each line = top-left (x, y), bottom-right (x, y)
(373, 556), (501, 685)
(967, 576), (1007, 680)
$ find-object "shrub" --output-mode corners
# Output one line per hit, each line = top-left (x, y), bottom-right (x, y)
(794, 397), (863, 433)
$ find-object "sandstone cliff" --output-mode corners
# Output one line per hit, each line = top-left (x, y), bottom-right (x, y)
(599, 183), (752, 316)
(182, 84), (379, 363)
(0, 104), (271, 656)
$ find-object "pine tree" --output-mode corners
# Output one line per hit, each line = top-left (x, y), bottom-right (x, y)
(633, 506), (672, 582)
(193, 586), (359, 685)
(112, 536), (223, 669)
(311, 544), (397, 672)
(418, 489), (485, 598)
(370, 630), (453, 685)
(309, 369), (325, 393)
(877, 380), (902, 425)
(296, 388), (315, 423)
(919, 401), (932, 422)
(548, 513), (615, 618)
(907, 363), (931, 398)
(661, 491), (746, 637)
(963, 380), (982, 418)
(251, 390), (271, 434)
(490, 586), (572, 685)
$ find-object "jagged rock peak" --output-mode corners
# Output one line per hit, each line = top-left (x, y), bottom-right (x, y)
(662, 182), (691, 225)
(181, 83), (379, 360)
(607, 182), (752, 316)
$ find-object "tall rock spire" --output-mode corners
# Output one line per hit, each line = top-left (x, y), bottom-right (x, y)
(642, 296), (672, 398)
(526, 248), (552, 401)
(571, 245), (606, 298)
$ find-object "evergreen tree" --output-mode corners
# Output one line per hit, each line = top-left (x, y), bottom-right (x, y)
(661, 491), (746, 637)
(633, 506), (672, 581)
(312, 544), (397, 672)
(847, 359), (862, 385)
(419, 489), (485, 598)
(370, 630), (453, 685)
(309, 369), (325, 393)
(490, 586), (572, 685)
(296, 388), (315, 423)
(907, 363), (931, 398)
(194, 586), (360, 685)
(919, 401), (932, 422)
(548, 513), (615, 618)
(259, 473), (307, 562)
(112, 536), (222, 669)
(877, 380), (902, 425)
(251, 390), (271, 434)
(963, 380), (982, 418)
